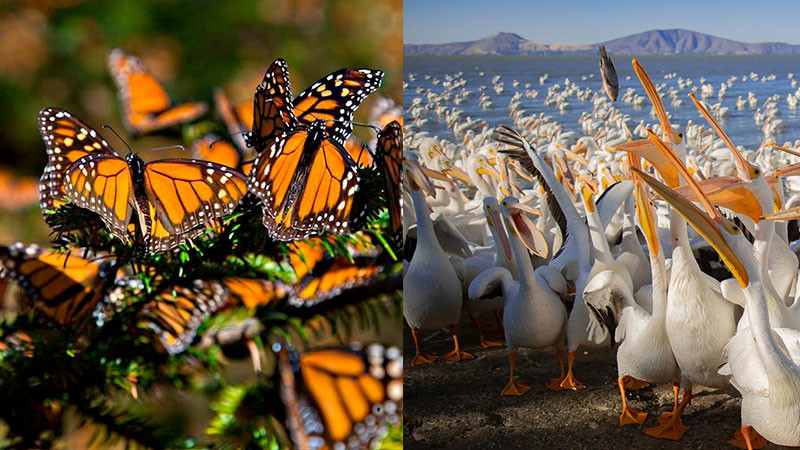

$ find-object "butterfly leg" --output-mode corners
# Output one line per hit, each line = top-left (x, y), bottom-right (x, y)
(443, 325), (474, 362)
(410, 328), (438, 367)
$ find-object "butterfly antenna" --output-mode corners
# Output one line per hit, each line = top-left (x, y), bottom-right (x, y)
(102, 125), (133, 154)
(150, 144), (186, 152)
(325, 118), (381, 135)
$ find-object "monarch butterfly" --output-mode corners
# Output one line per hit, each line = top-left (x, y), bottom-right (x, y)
(38, 108), (249, 253)
(223, 277), (287, 309)
(0, 169), (39, 211)
(285, 237), (382, 306)
(140, 280), (228, 355)
(248, 119), (368, 241)
(276, 342), (403, 450)
(0, 243), (117, 328)
(108, 49), (207, 135)
(191, 134), (241, 170)
(247, 58), (384, 153)
(375, 121), (403, 248)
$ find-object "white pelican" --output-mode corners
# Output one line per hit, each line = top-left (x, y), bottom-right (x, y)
(583, 154), (678, 429)
(496, 126), (609, 391)
(636, 155), (800, 449)
(468, 196), (564, 396)
(617, 60), (736, 440)
(403, 159), (474, 366)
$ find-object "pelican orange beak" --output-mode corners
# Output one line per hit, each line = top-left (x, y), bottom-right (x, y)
(633, 59), (681, 145)
(689, 93), (761, 181)
(667, 176), (763, 222)
(761, 205), (800, 221)
(633, 167), (749, 288)
(441, 162), (474, 186)
(422, 166), (460, 185)
(500, 196), (548, 259)
(614, 137), (681, 188)
(629, 153), (660, 255)
(476, 160), (503, 182)
(485, 197), (512, 260)
(404, 157), (437, 198)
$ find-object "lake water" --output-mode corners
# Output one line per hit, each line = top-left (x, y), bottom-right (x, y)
(404, 55), (800, 151)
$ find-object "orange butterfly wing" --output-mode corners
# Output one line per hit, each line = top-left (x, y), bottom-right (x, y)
(293, 68), (384, 146)
(0, 243), (116, 328)
(60, 129), (248, 252)
(0, 168), (40, 211)
(108, 49), (207, 134)
(191, 134), (241, 169)
(38, 108), (117, 214)
(278, 343), (403, 449)
(344, 138), (374, 168)
(140, 281), (227, 354)
(213, 88), (255, 156)
(223, 277), (286, 309)
(64, 154), (134, 243)
(247, 59), (297, 152)
(142, 159), (248, 252)
(248, 121), (362, 240)
(376, 121), (403, 245)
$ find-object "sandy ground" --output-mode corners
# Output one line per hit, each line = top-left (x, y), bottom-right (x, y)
(403, 321), (794, 449)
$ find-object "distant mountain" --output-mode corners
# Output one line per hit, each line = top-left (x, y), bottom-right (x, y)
(404, 29), (800, 56)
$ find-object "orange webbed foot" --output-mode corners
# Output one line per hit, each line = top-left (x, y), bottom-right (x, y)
(479, 336), (503, 348)
(729, 426), (767, 450)
(444, 349), (474, 362)
(643, 415), (689, 440)
(547, 372), (585, 391)
(411, 352), (438, 366)
(620, 405), (648, 425)
(501, 380), (531, 396)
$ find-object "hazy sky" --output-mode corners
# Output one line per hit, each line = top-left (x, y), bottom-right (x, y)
(404, 0), (800, 45)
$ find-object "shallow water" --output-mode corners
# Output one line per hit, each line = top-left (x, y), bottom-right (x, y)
(404, 55), (800, 150)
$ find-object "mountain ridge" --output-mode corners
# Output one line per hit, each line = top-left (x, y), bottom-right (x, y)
(404, 29), (800, 56)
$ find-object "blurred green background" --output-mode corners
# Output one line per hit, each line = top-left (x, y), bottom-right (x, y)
(0, 0), (402, 244)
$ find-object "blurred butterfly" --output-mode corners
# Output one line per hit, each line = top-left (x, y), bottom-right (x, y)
(276, 342), (403, 450)
(108, 49), (207, 135)
(248, 119), (369, 240)
(191, 134), (241, 170)
(247, 58), (384, 153)
(223, 277), (287, 309)
(213, 87), (255, 156)
(139, 280), (228, 355)
(0, 243), (117, 329)
(344, 137), (374, 169)
(375, 121), (403, 248)
(285, 237), (382, 306)
(38, 108), (248, 253)
(0, 169), (39, 211)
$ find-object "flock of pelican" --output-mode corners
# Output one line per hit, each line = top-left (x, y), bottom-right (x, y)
(402, 53), (800, 448)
